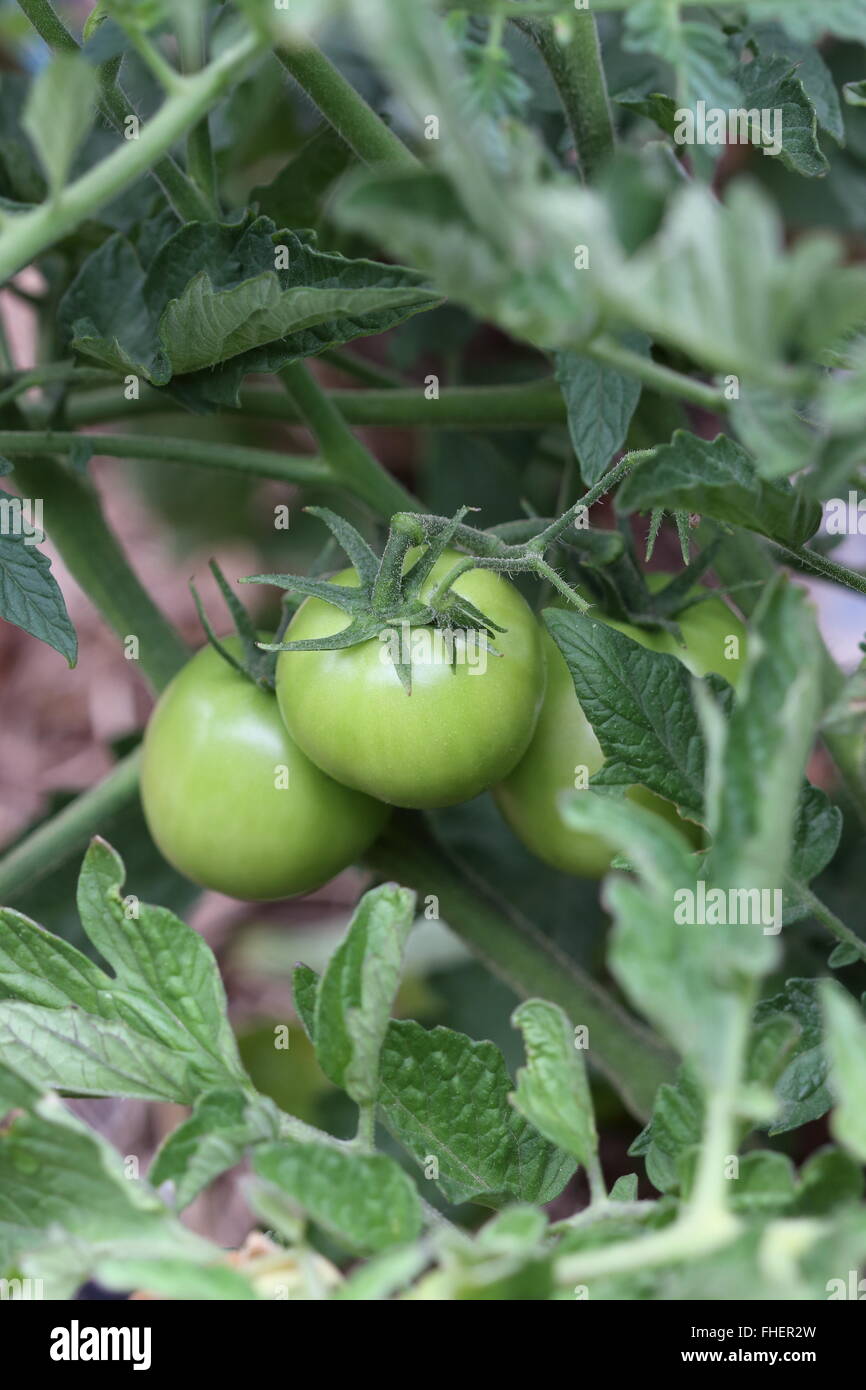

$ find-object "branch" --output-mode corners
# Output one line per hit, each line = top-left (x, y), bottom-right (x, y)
(17, 0), (213, 223)
(587, 337), (726, 410)
(275, 44), (417, 169)
(513, 13), (614, 181)
(49, 368), (721, 429)
(0, 26), (263, 281)
(0, 429), (332, 488)
(0, 749), (142, 902)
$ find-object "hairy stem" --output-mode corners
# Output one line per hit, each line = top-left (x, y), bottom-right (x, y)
(0, 429), (332, 488)
(0, 749), (142, 902)
(276, 44), (417, 169)
(514, 14), (614, 181)
(319, 348), (408, 389)
(47, 379), (570, 430)
(773, 541), (866, 600)
(796, 885), (866, 964)
(587, 337), (725, 410)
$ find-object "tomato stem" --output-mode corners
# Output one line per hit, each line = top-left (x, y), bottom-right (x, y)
(17, 0), (213, 222)
(275, 42), (418, 171)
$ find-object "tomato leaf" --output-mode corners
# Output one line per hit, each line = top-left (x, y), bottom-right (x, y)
(510, 999), (598, 1168)
(0, 840), (245, 1102)
(314, 883), (416, 1106)
(254, 1139), (423, 1254)
(149, 1089), (281, 1210)
(0, 523), (77, 665)
(378, 1020), (576, 1206)
(755, 979), (834, 1135)
(544, 608), (710, 819)
(22, 53), (97, 196)
(554, 333), (649, 487)
(59, 216), (440, 409)
(739, 55), (828, 177)
(616, 431), (822, 544)
(0, 1062), (254, 1300)
(822, 983), (866, 1163)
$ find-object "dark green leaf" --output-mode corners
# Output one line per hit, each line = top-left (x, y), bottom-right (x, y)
(616, 431), (822, 547)
(0, 523), (77, 665)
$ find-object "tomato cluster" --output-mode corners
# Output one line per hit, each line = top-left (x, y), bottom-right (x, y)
(141, 562), (745, 900)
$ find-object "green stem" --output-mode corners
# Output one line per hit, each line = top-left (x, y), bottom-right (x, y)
(279, 362), (420, 516)
(796, 885), (866, 964)
(587, 337), (726, 410)
(275, 45), (417, 169)
(127, 25), (184, 95)
(17, 0), (212, 223)
(586, 1153), (608, 1206)
(773, 541), (866, 600)
(514, 14), (614, 181)
(556, 1206), (738, 1284)
(45, 357), (721, 426)
(0, 429), (332, 488)
(366, 814), (674, 1121)
(687, 994), (751, 1224)
(0, 749), (142, 902)
(533, 449), (654, 549)
(49, 379), (571, 431)
(354, 1103), (377, 1152)
(0, 362), (115, 409)
(9, 453), (189, 691)
(0, 27), (262, 281)
(0, 307), (14, 373)
(319, 348), (407, 389)
(555, 993), (750, 1287)
(179, 11), (219, 215)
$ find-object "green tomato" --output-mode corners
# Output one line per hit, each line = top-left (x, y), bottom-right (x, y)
(141, 639), (389, 900)
(493, 579), (746, 878)
(275, 549), (545, 809)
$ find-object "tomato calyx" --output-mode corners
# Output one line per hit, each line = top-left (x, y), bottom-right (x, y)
(190, 558), (283, 690)
(244, 506), (509, 692)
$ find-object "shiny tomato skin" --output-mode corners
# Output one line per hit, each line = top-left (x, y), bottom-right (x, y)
(275, 550), (545, 809)
(141, 639), (389, 900)
(493, 580), (746, 878)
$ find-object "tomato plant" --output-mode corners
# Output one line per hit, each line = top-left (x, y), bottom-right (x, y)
(0, 0), (866, 1327)
(141, 638), (389, 900)
(274, 546), (545, 808)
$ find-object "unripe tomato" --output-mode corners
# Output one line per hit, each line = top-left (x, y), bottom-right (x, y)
(493, 578), (746, 877)
(275, 550), (545, 809)
(141, 639), (389, 900)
